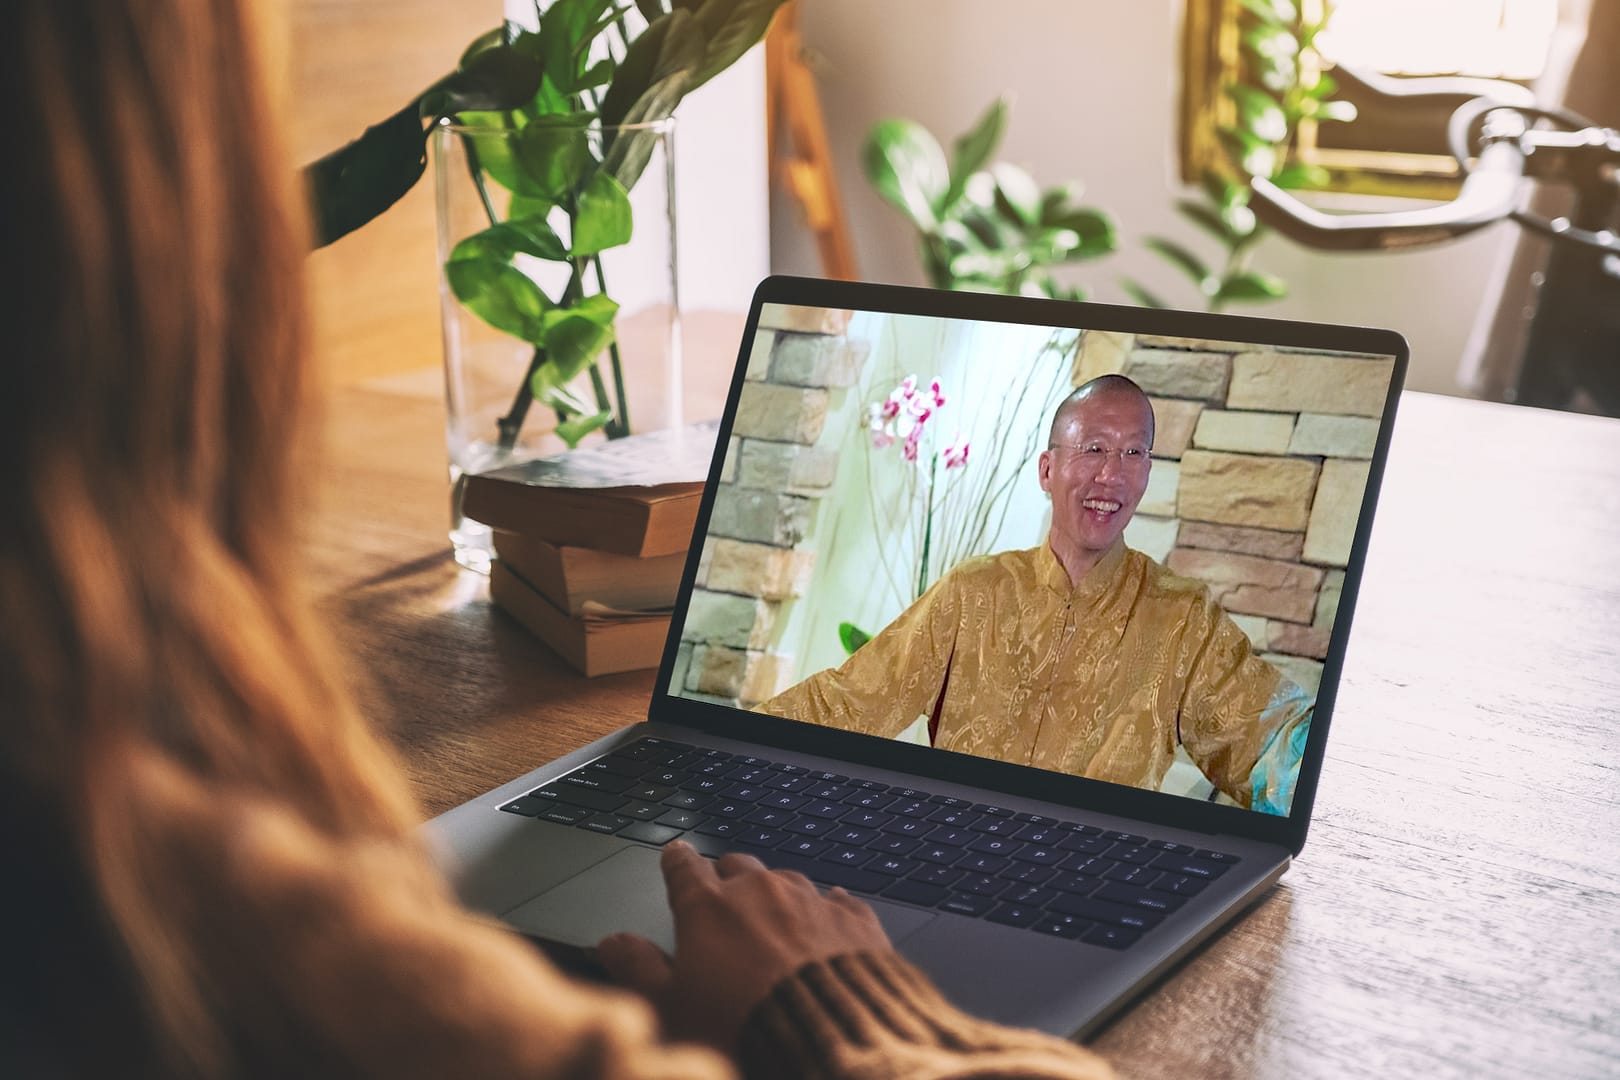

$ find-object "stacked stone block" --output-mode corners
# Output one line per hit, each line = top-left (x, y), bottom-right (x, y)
(673, 304), (870, 707)
(1080, 332), (1394, 694)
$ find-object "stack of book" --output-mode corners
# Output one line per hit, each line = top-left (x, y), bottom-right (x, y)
(464, 422), (716, 677)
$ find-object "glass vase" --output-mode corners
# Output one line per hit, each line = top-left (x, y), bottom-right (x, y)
(432, 118), (680, 573)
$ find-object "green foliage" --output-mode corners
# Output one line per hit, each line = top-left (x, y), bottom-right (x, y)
(304, 0), (789, 447)
(863, 99), (1117, 301)
(1125, 0), (1355, 312)
(838, 622), (872, 656)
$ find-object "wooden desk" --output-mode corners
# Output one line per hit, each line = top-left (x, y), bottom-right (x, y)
(310, 384), (1620, 1078)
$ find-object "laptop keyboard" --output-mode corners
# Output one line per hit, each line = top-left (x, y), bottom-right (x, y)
(498, 737), (1239, 951)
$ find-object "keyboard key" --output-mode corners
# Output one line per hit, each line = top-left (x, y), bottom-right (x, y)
(559, 772), (634, 794)
(770, 762), (808, 775)
(721, 784), (768, 802)
(872, 836), (921, 856)
(766, 775), (813, 793)
(807, 784), (853, 801)
(1059, 834), (1115, 855)
(782, 837), (830, 858)
(888, 800), (933, 819)
(973, 803), (1015, 817)
(592, 756), (652, 777)
(910, 865), (964, 887)
(738, 826), (789, 848)
(928, 795), (971, 808)
(1051, 872), (1102, 896)
(1010, 846), (1066, 866)
(1149, 854), (1228, 879)
(1058, 822), (1103, 836)
(960, 853), (1010, 874)
(1106, 831), (1148, 845)
(970, 817), (1022, 837)
(1169, 876), (1208, 897)
(987, 903), (1042, 928)
(915, 844), (964, 866)
(883, 879), (950, 907)
(799, 800), (847, 820)
(1001, 863), (1056, 885)
(662, 791), (712, 811)
(881, 817), (934, 838)
(784, 817), (836, 837)
(1060, 854), (1119, 877)
(743, 807), (794, 828)
(1003, 885), (1058, 907)
(579, 813), (634, 834)
(731, 756), (771, 768)
(954, 874), (1008, 898)
(537, 804), (593, 826)
(726, 767), (771, 784)
(620, 822), (685, 845)
(1013, 812), (1056, 825)
(1103, 863), (1159, 886)
(850, 779), (889, 791)
(1095, 883), (1185, 914)
(705, 799), (752, 820)
(830, 825), (879, 846)
(1033, 915), (1093, 940)
(809, 771), (848, 783)
(968, 836), (1022, 856)
(682, 778), (727, 797)
(1110, 845), (1157, 865)
(1083, 925), (1141, 950)
(759, 792), (809, 811)
(820, 845), (874, 868)
(1151, 874), (1192, 895)
(939, 893), (997, 917)
(1015, 825), (1065, 845)
(500, 796), (548, 817)
(840, 808), (892, 829)
(692, 760), (733, 777)
(1195, 849), (1241, 864)
(846, 791), (896, 810)
(539, 783), (629, 813)
(729, 846), (891, 896)
(1148, 840), (1193, 854)
(641, 769), (685, 787)
(927, 807), (979, 827)
(926, 826), (976, 847)
(618, 800), (669, 821)
(867, 856), (918, 878)
(1046, 894), (1163, 931)
(695, 819), (744, 839)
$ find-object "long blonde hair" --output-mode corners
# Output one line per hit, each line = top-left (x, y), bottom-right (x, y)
(2, 0), (420, 1071)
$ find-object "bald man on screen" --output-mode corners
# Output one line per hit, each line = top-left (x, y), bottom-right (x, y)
(757, 375), (1312, 815)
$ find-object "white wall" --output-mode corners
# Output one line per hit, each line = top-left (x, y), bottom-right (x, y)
(769, 0), (1511, 395)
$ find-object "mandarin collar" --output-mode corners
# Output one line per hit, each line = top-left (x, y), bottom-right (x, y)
(1038, 538), (1130, 600)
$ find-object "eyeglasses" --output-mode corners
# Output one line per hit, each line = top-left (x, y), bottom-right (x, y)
(1048, 442), (1153, 468)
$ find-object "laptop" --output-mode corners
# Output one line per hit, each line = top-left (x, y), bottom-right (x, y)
(428, 275), (1407, 1038)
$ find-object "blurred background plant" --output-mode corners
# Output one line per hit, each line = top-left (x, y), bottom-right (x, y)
(1123, 0), (1354, 312)
(305, 0), (788, 448)
(861, 99), (1118, 301)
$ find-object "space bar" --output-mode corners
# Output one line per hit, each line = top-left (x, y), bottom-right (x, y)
(731, 845), (890, 895)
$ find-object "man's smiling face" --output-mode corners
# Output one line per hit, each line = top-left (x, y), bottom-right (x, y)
(1038, 387), (1155, 565)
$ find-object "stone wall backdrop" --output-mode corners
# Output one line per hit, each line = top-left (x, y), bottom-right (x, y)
(672, 304), (871, 708)
(1082, 332), (1397, 696)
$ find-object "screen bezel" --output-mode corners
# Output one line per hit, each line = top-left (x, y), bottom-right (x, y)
(650, 275), (1408, 857)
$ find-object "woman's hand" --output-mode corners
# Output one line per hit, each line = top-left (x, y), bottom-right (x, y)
(596, 840), (894, 1052)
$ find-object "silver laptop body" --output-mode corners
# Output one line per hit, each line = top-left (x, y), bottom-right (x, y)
(429, 276), (1408, 1038)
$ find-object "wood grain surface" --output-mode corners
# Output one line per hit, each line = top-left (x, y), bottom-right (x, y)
(308, 377), (1620, 1078)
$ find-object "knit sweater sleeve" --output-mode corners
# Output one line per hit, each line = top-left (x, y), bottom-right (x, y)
(738, 952), (1115, 1080)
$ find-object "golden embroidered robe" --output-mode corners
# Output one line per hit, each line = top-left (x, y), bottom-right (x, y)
(758, 541), (1311, 812)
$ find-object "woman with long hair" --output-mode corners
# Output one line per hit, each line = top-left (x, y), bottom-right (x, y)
(0, 2), (1114, 1077)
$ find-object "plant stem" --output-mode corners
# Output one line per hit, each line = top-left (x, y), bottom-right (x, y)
(460, 135), (501, 227)
(917, 455), (938, 600)
(592, 254), (631, 439)
(495, 262), (583, 450)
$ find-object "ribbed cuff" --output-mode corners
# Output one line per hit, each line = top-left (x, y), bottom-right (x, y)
(736, 951), (1002, 1080)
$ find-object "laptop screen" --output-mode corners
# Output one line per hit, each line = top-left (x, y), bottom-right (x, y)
(667, 297), (1400, 820)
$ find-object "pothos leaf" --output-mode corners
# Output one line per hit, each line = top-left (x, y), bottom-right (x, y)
(688, 0), (790, 93)
(571, 172), (634, 255)
(556, 410), (615, 446)
(444, 258), (551, 343)
(944, 97), (1008, 210)
(862, 119), (948, 228)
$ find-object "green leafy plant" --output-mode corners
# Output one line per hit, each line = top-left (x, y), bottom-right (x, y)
(1123, 0), (1354, 311)
(863, 99), (1118, 301)
(303, 0), (788, 448)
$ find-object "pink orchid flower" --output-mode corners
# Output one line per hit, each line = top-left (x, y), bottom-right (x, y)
(943, 437), (970, 470)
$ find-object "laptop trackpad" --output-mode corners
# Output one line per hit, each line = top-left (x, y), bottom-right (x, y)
(504, 845), (937, 953)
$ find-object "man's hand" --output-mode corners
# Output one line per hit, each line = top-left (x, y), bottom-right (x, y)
(596, 840), (894, 1052)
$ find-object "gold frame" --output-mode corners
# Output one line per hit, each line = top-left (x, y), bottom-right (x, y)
(1179, 0), (1464, 200)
